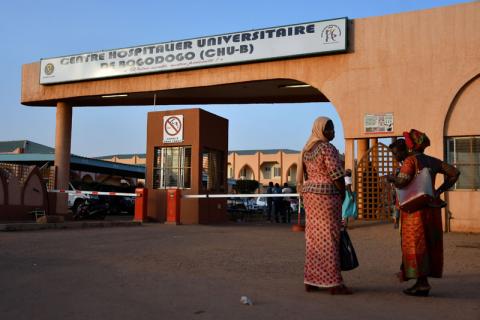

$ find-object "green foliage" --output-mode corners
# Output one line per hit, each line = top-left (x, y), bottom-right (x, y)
(233, 179), (259, 194)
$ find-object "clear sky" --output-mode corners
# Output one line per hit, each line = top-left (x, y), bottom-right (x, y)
(0, 0), (470, 157)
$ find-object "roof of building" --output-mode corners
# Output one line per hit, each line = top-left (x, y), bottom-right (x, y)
(0, 139), (146, 180)
(0, 153), (145, 177)
(0, 140), (55, 154)
(228, 149), (300, 155)
(95, 153), (146, 160)
(95, 149), (301, 159)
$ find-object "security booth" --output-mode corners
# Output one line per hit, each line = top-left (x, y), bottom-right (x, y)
(145, 108), (228, 224)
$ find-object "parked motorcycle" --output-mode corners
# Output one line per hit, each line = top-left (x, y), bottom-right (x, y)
(73, 198), (109, 220)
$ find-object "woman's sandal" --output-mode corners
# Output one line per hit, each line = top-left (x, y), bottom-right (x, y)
(403, 285), (431, 297)
(329, 285), (353, 295)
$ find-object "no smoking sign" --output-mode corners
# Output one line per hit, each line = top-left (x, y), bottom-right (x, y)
(163, 115), (184, 143)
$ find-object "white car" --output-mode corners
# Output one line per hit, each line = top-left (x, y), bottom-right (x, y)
(256, 197), (267, 209)
(67, 183), (90, 212)
(256, 196), (298, 212)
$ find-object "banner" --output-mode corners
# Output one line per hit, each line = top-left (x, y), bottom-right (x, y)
(40, 18), (347, 84)
(364, 113), (394, 134)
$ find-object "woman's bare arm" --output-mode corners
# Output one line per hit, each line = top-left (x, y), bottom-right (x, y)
(334, 177), (346, 202)
(434, 162), (460, 197)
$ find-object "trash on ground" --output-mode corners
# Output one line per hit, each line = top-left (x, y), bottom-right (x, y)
(240, 296), (253, 305)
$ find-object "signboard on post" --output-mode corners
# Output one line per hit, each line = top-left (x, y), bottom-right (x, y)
(163, 115), (184, 143)
(39, 17), (348, 84)
(364, 113), (394, 134)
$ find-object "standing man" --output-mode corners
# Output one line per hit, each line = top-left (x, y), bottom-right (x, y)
(273, 183), (283, 223)
(265, 182), (274, 222)
(282, 182), (293, 223)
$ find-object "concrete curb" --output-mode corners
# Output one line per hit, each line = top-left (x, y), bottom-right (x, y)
(0, 220), (142, 231)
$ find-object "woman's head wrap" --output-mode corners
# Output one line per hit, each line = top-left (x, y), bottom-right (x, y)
(403, 129), (430, 152)
(296, 116), (332, 190)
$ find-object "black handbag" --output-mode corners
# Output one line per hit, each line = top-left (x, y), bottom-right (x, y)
(340, 229), (359, 271)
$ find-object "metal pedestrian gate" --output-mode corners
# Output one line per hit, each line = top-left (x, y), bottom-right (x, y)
(355, 143), (399, 220)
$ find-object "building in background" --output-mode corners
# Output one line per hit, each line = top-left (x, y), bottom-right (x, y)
(98, 148), (344, 191)
(0, 140), (144, 188)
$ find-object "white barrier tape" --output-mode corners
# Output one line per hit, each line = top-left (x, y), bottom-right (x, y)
(183, 193), (300, 199)
(182, 193), (304, 217)
(49, 190), (136, 197)
(49, 190), (300, 199)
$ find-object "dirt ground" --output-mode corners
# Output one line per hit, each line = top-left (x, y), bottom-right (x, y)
(0, 221), (479, 320)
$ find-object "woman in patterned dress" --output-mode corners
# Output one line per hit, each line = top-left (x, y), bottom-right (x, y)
(387, 131), (459, 296)
(296, 116), (352, 295)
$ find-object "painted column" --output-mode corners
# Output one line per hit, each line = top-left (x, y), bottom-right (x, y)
(369, 138), (379, 169)
(344, 139), (355, 171)
(256, 152), (260, 183)
(344, 138), (356, 190)
(54, 101), (72, 215)
(232, 152), (236, 180)
(280, 151), (284, 185)
(357, 139), (370, 162)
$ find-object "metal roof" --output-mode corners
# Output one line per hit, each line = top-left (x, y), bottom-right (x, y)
(0, 140), (54, 154)
(95, 153), (146, 160)
(0, 153), (145, 178)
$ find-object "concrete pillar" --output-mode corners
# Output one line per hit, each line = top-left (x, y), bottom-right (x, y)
(357, 139), (370, 162)
(256, 152), (260, 183)
(369, 138), (379, 169)
(54, 101), (72, 215)
(344, 139), (355, 172)
(280, 151), (284, 185)
(232, 152), (236, 180)
(344, 138), (356, 190)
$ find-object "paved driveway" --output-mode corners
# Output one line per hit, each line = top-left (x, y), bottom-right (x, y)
(0, 222), (479, 320)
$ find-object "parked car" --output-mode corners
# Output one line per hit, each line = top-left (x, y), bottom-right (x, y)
(243, 198), (260, 212)
(67, 183), (91, 213)
(256, 197), (267, 209)
(256, 196), (298, 212)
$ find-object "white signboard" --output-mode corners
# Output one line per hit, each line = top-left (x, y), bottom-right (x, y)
(163, 115), (184, 143)
(364, 113), (394, 134)
(40, 18), (347, 84)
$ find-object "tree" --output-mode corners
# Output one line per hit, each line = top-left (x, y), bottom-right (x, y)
(233, 179), (259, 194)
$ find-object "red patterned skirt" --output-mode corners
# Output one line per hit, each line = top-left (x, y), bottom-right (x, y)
(400, 207), (443, 280)
(303, 192), (343, 287)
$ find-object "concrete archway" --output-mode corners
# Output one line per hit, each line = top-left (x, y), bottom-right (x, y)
(237, 164), (255, 180)
(442, 73), (480, 232)
(285, 163), (298, 186)
(19, 3), (480, 228)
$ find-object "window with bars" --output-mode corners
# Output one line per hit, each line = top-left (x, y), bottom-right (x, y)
(447, 137), (480, 189)
(202, 149), (225, 192)
(274, 166), (281, 177)
(153, 146), (191, 189)
(263, 166), (271, 179)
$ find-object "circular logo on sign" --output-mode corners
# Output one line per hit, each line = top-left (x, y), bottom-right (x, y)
(44, 63), (55, 75)
(164, 116), (182, 136)
(321, 24), (341, 43)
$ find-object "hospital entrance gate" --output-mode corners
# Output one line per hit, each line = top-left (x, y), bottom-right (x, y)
(355, 143), (399, 221)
